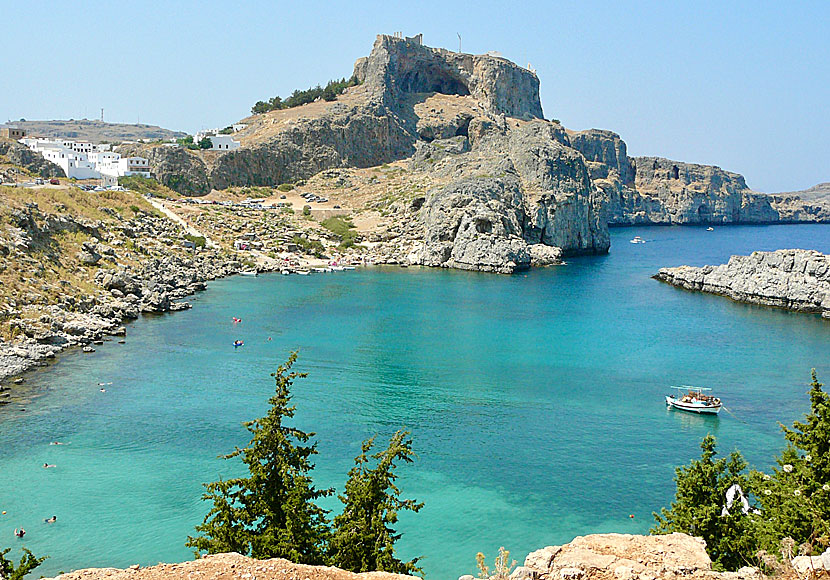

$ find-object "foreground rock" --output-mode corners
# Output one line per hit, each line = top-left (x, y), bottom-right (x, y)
(43, 552), (417, 580)
(654, 249), (830, 318)
(515, 533), (759, 580)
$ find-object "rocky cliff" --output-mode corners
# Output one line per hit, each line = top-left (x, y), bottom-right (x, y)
(0, 138), (65, 178)
(654, 249), (830, 319)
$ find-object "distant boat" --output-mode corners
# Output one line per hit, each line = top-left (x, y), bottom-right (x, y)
(296, 270), (310, 275)
(630, 236), (646, 244)
(707, 227), (714, 231)
(666, 386), (722, 415)
(239, 270), (258, 277)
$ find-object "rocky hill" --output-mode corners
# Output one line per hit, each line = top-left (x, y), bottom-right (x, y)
(97, 34), (828, 273)
(770, 182), (830, 203)
(4, 119), (187, 143)
(0, 137), (65, 179)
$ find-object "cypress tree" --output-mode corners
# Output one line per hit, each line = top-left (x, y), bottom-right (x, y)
(329, 430), (423, 574)
(186, 352), (332, 564)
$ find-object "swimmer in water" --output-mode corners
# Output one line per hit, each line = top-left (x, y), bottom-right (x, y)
(44, 516), (56, 523)
(14, 528), (25, 537)
(43, 463), (56, 468)
(100, 388), (106, 393)
(50, 441), (63, 445)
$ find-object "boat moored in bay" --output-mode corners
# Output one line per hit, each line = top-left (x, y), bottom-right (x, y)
(665, 386), (722, 414)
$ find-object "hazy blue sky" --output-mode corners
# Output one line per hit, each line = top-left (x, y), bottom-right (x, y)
(1, 1), (827, 192)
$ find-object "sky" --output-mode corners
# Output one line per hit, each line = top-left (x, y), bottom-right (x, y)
(1, 0), (827, 192)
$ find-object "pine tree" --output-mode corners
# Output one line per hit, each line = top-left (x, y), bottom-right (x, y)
(751, 370), (830, 551)
(329, 430), (423, 574)
(652, 435), (756, 570)
(186, 352), (332, 564)
(0, 547), (46, 580)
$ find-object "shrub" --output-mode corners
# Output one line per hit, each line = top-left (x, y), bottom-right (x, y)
(0, 546), (47, 580)
(302, 205), (311, 217)
(652, 435), (756, 570)
(184, 234), (206, 248)
(292, 235), (324, 257)
(277, 183), (294, 192)
(198, 137), (213, 150)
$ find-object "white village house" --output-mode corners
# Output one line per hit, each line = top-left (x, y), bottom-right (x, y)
(193, 128), (241, 151)
(20, 137), (151, 185)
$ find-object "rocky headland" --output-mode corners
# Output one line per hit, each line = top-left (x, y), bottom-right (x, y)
(109, 34), (827, 275)
(41, 533), (775, 580)
(654, 249), (830, 319)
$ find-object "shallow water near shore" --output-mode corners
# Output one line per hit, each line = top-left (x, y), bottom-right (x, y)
(2, 224), (830, 579)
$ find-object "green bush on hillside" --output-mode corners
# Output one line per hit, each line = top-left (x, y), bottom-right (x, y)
(251, 77), (361, 115)
(277, 183), (294, 192)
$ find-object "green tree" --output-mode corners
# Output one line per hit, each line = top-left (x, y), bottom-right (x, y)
(252, 101), (271, 115)
(751, 370), (830, 552)
(0, 547), (47, 580)
(198, 137), (213, 149)
(186, 352), (333, 564)
(329, 430), (423, 574)
(652, 435), (757, 570)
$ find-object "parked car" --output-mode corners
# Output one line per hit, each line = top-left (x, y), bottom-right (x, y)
(35, 178), (44, 185)
(49, 178), (60, 185)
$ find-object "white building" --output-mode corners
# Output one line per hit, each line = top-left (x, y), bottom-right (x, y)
(194, 129), (241, 151)
(207, 134), (240, 151)
(21, 137), (150, 183)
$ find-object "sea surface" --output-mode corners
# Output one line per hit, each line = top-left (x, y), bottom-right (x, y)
(2, 225), (830, 579)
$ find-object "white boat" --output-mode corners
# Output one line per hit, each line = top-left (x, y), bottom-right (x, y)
(707, 227), (714, 231)
(630, 236), (646, 244)
(343, 266), (356, 270)
(239, 270), (258, 277)
(330, 265), (345, 271)
(296, 270), (310, 276)
(665, 386), (722, 415)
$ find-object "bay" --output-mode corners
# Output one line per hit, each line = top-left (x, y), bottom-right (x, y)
(1, 224), (829, 579)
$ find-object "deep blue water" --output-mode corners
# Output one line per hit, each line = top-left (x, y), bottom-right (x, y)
(1, 224), (829, 579)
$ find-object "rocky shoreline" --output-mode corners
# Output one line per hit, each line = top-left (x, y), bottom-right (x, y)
(653, 249), (830, 319)
(0, 199), (253, 392)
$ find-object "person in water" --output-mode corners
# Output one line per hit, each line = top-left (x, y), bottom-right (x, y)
(43, 463), (55, 468)
(45, 516), (56, 523)
(14, 528), (25, 537)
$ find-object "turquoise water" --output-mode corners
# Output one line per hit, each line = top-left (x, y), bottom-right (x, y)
(2, 225), (830, 579)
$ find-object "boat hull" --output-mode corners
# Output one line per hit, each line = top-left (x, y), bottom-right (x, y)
(665, 396), (721, 414)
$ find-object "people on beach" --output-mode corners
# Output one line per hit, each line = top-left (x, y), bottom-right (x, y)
(45, 516), (56, 523)
(14, 528), (25, 537)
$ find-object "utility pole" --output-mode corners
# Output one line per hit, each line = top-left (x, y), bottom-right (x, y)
(101, 108), (104, 122)
(457, 33), (462, 53)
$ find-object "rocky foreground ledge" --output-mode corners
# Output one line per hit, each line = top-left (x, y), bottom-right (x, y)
(654, 249), (830, 319)
(44, 534), (763, 580)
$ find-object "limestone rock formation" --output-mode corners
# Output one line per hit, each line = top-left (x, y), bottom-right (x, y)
(654, 249), (830, 318)
(42, 552), (417, 580)
(517, 533), (759, 580)
(0, 137), (66, 178)
(117, 144), (210, 196)
(356, 34), (544, 120)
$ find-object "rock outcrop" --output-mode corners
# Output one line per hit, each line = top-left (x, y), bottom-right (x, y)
(654, 249), (830, 318)
(512, 533), (759, 580)
(42, 552), (416, 580)
(117, 144), (210, 196)
(0, 137), (65, 178)
(357, 34), (544, 120)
